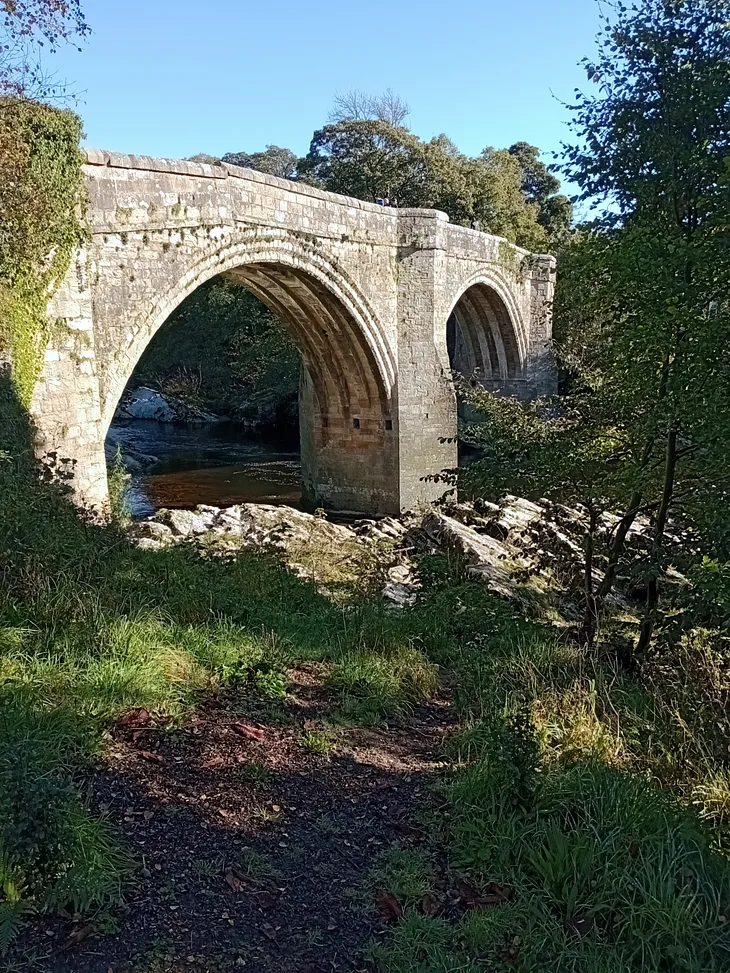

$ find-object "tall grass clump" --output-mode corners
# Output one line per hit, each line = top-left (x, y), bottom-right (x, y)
(0, 698), (128, 952)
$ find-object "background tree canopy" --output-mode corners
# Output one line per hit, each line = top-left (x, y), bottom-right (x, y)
(0, 0), (89, 99)
(219, 91), (571, 251)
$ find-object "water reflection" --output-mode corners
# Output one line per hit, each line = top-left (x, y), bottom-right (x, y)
(109, 420), (301, 518)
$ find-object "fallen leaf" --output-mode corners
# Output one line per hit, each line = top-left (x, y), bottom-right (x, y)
(118, 707), (150, 728)
(202, 755), (227, 769)
(138, 750), (164, 765)
(50, 923), (93, 956)
(420, 892), (440, 916)
(456, 879), (509, 908)
(143, 810), (154, 821)
(256, 890), (278, 909)
(225, 867), (249, 892)
(375, 891), (403, 922)
(231, 722), (265, 742)
(260, 922), (277, 940)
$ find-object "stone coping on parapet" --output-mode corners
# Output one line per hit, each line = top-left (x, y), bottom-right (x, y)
(82, 149), (556, 264)
(83, 148), (450, 221)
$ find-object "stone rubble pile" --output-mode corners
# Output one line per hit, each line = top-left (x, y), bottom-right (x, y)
(415, 495), (653, 611)
(128, 495), (653, 612)
(131, 503), (356, 550)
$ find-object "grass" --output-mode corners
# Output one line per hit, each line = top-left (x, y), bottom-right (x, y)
(369, 846), (434, 906)
(237, 848), (281, 883)
(236, 760), (270, 788)
(327, 644), (438, 721)
(299, 727), (337, 755)
(3, 372), (730, 968)
(368, 586), (730, 971)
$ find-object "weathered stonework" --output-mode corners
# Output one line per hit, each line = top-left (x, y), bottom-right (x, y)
(30, 150), (556, 515)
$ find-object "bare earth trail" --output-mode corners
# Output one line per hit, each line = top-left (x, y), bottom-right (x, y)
(22, 667), (456, 973)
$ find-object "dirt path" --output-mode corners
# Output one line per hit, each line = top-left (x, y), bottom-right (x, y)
(18, 667), (455, 973)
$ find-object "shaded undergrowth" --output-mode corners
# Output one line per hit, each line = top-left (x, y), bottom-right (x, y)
(0, 375), (435, 951)
(368, 586), (730, 971)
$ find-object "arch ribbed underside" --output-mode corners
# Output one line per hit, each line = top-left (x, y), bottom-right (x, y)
(449, 282), (521, 382)
(225, 264), (389, 427)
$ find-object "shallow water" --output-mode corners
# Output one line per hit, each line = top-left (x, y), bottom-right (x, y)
(109, 420), (301, 518)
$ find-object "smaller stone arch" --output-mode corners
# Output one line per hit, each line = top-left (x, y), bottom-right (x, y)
(445, 268), (528, 390)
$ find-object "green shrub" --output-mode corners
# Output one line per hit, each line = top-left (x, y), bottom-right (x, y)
(108, 447), (131, 525)
(0, 99), (85, 405)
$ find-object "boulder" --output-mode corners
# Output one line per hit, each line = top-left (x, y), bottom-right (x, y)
(382, 581), (419, 608)
(117, 386), (220, 424)
(128, 520), (174, 548)
(213, 506), (249, 535)
(239, 504), (356, 548)
(387, 564), (413, 584)
(157, 507), (213, 537)
(422, 511), (529, 600)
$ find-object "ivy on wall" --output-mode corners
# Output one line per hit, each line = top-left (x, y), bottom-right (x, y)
(0, 99), (85, 405)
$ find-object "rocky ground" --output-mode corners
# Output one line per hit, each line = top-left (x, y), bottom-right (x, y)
(128, 495), (649, 617)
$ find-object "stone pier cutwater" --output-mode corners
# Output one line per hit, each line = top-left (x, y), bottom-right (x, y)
(31, 150), (556, 515)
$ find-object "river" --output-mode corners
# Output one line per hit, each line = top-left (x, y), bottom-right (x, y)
(108, 420), (301, 518)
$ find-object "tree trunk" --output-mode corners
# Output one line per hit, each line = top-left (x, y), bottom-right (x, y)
(588, 433), (659, 637)
(636, 424), (678, 656)
(578, 505), (600, 645)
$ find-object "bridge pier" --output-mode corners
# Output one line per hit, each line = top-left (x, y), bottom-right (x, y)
(298, 364), (399, 514)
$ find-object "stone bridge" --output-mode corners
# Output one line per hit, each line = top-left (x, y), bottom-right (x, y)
(31, 150), (556, 515)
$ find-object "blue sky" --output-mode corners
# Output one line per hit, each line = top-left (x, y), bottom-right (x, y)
(51, 0), (601, 172)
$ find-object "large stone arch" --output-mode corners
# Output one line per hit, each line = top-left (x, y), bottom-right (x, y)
(101, 228), (395, 427)
(101, 229), (399, 513)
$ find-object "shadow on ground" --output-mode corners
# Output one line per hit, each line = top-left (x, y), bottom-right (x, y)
(15, 683), (454, 973)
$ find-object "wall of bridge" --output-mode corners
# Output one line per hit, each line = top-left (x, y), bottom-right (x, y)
(30, 151), (556, 515)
